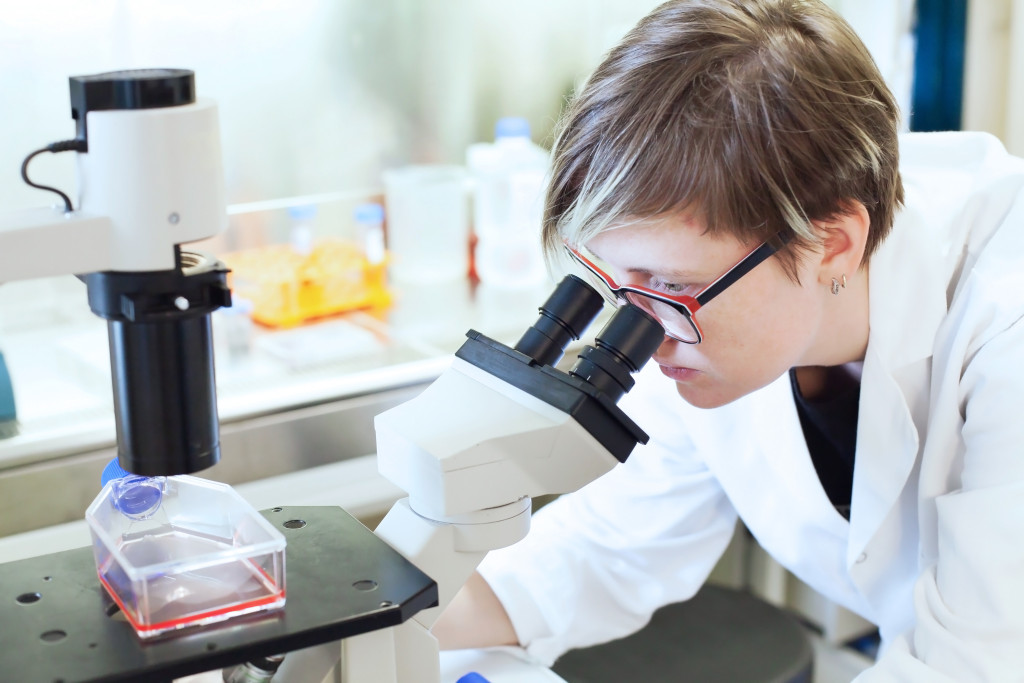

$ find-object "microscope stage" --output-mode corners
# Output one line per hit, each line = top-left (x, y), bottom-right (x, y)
(0, 505), (437, 682)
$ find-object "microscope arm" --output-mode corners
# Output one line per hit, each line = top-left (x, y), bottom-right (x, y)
(2, 88), (224, 284)
(0, 208), (114, 281)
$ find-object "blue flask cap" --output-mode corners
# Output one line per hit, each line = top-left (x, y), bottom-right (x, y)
(101, 458), (165, 520)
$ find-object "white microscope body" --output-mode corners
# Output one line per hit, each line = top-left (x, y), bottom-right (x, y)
(375, 357), (624, 616)
(304, 281), (666, 682)
(0, 70), (226, 281)
(0, 69), (232, 478)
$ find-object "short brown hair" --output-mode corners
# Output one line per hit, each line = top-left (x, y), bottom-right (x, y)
(543, 0), (904, 278)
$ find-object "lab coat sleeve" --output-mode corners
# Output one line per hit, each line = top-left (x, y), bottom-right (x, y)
(858, 310), (1024, 681)
(477, 368), (739, 666)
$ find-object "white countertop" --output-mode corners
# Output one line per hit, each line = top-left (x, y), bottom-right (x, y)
(0, 277), (563, 470)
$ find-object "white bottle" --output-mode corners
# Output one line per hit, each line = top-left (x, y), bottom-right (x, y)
(354, 202), (386, 265)
(467, 117), (550, 289)
(288, 204), (317, 256)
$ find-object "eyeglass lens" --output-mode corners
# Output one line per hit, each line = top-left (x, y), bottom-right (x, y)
(567, 245), (700, 343)
(621, 292), (700, 342)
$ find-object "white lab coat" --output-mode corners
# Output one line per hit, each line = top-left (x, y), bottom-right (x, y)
(478, 132), (1024, 680)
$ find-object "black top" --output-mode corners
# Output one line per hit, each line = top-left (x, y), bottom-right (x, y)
(789, 366), (860, 520)
(69, 68), (196, 142)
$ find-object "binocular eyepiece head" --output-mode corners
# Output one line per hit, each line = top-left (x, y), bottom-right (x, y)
(515, 275), (665, 402)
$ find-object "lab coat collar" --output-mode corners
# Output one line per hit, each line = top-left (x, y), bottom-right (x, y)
(846, 193), (949, 566)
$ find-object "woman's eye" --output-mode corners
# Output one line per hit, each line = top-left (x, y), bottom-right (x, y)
(653, 279), (690, 294)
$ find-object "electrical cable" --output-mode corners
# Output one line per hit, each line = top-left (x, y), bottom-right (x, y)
(20, 139), (87, 213)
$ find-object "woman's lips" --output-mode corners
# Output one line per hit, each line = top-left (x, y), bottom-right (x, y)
(658, 364), (701, 382)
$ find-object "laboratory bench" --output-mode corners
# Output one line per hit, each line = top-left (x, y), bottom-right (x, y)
(0, 276), (564, 547)
(0, 274), (596, 683)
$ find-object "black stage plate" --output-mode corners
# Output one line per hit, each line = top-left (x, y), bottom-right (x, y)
(0, 506), (438, 682)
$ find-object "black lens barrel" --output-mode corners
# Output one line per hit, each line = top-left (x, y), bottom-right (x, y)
(107, 315), (220, 476)
(569, 305), (664, 402)
(514, 275), (605, 367)
(83, 252), (230, 476)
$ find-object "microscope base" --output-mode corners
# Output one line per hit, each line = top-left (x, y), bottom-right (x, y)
(0, 505), (437, 683)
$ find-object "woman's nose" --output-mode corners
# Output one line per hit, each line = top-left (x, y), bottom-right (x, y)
(651, 335), (679, 364)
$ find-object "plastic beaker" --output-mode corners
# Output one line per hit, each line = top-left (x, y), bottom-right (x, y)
(383, 165), (470, 284)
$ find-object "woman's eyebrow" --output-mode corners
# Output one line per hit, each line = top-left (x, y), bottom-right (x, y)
(587, 246), (703, 281)
(614, 264), (704, 282)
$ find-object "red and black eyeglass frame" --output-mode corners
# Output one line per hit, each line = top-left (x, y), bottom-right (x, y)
(563, 232), (790, 344)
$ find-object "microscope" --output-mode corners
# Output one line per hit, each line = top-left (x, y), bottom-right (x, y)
(273, 276), (665, 682)
(0, 68), (230, 476)
(0, 69), (665, 682)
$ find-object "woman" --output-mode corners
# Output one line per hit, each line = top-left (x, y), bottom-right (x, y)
(434, 1), (1024, 679)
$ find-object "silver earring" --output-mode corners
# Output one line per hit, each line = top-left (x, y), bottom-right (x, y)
(831, 275), (846, 295)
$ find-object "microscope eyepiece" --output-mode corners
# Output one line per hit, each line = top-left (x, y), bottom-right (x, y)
(454, 282), (662, 463)
(514, 275), (605, 367)
(569, 304), (664, 403)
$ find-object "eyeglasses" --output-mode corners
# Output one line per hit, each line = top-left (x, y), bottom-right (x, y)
(564, 235), (787, 344)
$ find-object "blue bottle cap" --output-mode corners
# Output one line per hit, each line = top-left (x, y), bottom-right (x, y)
(287, 204), (318, 221)
(495, 117), (531, 140)
(354, 202), (384, 224)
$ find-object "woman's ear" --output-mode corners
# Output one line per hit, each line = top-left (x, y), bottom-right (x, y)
(812, 200), (870, 285)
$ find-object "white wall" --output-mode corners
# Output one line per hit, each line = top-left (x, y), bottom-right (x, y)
(0, 0), (660, 216)
(963, 0), (1024, 155)
(832, 0), (917, 130)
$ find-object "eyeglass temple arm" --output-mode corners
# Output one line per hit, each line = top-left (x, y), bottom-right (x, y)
(695, 235), (789, 305)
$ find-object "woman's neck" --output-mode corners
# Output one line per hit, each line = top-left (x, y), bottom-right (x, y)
(814, 263), (871, 367)
(795, 264), (871, 396)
